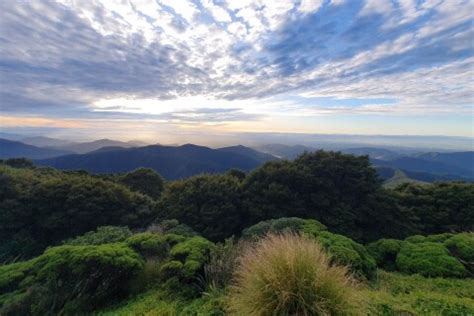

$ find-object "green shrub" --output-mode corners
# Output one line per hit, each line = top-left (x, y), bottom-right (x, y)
(315, 231), (376, 279)
(147, 219), (198, 237)
(444, 233), (474, 262)
(63, 226), (132, 245)
(405, 233), (455, 244)
(0, 243), (144, 315)
(165, 236), (215, 279)
(366, 239), (403, 271)
(396, 242), (466, 277)
(425, 233), (455, 243)
(241, 217), (327, 239)
(125, 233), (169, 259)
(444, 233), (474, 274)
(404, 235), (427, 243)
(228, 233), (362, 315)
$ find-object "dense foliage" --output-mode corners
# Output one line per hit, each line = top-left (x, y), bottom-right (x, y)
(63, 226), (132, 245)
(241, 151), (411, 241)
(119, 168), (165, 200)
(158, 174), (244, 241)
(0, 164), (156, 261)
(393, 182), (474, 234)
(366, 239), (403, 271)
(396, 242), (466, 278)
(1, 151), (473, 315)
(0, 243), (144, 315)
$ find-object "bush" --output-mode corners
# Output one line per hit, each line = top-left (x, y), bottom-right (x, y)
(0, 165), (157, 261)
(241, 217), (326, 239)
(228, 233), (362, 315)
(404, 235), (427, 243)
(165, 236), (215, 279)
(396, 242), (466, 277)
(0, 243), (144, 315)
(444, 233), (474, 274)
(315, 231), (376, 279)
(63, 226), (132, 245)
(125, 233), (170, 259)
(146, 219), (198, 237)
(242, 218), (375, 279)
(366, 239), (403, 271)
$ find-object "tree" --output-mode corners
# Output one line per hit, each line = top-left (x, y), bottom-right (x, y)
(0, 165), (157, 261)
(120, 168), (165, 199)
(393, 182), (474, 234)
(242, 151), (406, 241)
(157, 174), (243, 241)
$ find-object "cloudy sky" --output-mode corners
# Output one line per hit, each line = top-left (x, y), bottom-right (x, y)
(0, 0), (473, 142)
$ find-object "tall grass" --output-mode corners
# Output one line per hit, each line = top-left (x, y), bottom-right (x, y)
(228, 233), (363, 316)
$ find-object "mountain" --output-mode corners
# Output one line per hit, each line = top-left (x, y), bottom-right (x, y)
(371, 156), (473, 179)
(217, 145), (277, 162)
(340, 147), (400, 160)
(375, 166), (472, 187)
(53, 139), (147, 154)
(414, 152), (474, 172)
(20, 136), (75, 148)
(256, 144), (314, 159)
(36, 144), (271, 179)
(0, 138), (72, 159)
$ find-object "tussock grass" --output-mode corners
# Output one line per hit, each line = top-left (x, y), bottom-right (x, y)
(228, 233), (363, 315)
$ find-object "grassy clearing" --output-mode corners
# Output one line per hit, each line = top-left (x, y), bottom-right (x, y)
(364, 271), (474, 315)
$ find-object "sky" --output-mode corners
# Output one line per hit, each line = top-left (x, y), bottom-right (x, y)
(0, 0), (473, 144)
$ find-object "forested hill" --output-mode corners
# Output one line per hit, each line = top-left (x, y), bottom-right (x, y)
(36, 144), (276, 179)
(1, 152), (473, 315)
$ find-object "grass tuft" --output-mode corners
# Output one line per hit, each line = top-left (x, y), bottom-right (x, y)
(228, 233), (363, 315)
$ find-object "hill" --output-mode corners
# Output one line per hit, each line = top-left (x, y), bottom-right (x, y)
(52, 139), (148, 154)
(0, 138), (72, 159)
(371, 156), (473, 179)
(20, 136), (75, 147)
(414, 151), (474, 172)
(36, 144), (272, 179)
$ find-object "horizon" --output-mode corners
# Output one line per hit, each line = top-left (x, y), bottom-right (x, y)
(1, 0), (473, 141)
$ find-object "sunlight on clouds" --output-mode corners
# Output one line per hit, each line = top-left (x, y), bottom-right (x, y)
(0, 0), (472, 137)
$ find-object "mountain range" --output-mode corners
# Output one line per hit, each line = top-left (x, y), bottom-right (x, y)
(36, 144), (276, 179)
(0, 138), (72, 159)
(1, 136), (472, 182)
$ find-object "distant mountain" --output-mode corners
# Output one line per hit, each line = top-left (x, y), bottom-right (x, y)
(0, 138), (72, 159)
(414, 152), (474, 172)
(259, 143), (474, 182)
(217, 145), (277, 162)
(20, 136), (75, 148)
(36, 144), (271, 179)
(341, 147), (400, 160)
(371, 156), (473, 179)
(376, 166), (472, 186)
(53, 139), (147, 154)
(256, 144), (314, 159)
(382, 169), (428, 188)
(0, 132), (24, 141)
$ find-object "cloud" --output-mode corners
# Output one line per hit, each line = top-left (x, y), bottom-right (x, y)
(0, 0), (472, 133)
